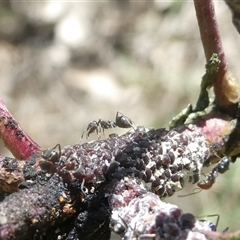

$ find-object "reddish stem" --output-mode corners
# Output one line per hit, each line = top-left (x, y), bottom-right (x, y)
(193, 0), (227, 65)
(193, 0), (240, 113)
(0, 99), (40, 160)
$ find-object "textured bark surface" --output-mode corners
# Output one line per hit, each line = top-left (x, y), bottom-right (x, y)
(0, 112), (239, 239)
(0, 174), (79, 240)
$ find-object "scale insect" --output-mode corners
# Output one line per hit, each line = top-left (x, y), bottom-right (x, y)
(80, 112), (134, 140)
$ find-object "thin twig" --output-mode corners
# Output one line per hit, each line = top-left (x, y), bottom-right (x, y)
(0, 99), (40, 160)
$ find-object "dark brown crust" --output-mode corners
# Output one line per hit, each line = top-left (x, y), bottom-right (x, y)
(0, 174), (80, 240)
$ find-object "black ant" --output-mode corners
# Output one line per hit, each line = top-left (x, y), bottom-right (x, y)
(81, 119), (116, 140)
(115, 111), (133, 128)
(198, 156), (231, 190)
(214, 156), (230, 174)
(197, 170), (217, 190)
(81, 112), (133, 140)
(110, 215), (127, 236)
(198, 214), (219, 231)
(179, 156), (232, 197)
(198, 214), (228, 232)
(41, 144), (61, 163)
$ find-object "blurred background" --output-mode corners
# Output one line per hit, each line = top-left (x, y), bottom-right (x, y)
(0, 1), (240, 238)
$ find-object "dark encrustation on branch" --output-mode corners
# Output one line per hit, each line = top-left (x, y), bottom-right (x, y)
(0, 54), (240, 240)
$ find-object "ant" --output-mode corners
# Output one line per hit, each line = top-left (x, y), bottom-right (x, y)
(81, 119), (116, 140)
(115, 111), (133, 128)
(81, 112), (133, 140)
(197, 170), (217, 190)
(198, 214), (228, 233)
(198, 214), (219, 231)
(197, 156), (231, 190)
(41, 144), (61, 163)
(110, 214), (154, 239)
(110, 214), (127, 236)
(179, 156), (233, 197)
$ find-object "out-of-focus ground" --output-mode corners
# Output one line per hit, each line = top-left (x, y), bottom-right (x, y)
(0, 1), (240, 238)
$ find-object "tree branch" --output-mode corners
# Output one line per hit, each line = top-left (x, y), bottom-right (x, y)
(194, 0), (240, 114)
(0, 104), (239, 239)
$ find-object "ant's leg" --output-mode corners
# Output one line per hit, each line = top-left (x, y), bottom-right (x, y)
(96, 119), (102, 139)
(108, 120), (116, 135)
(79, 129), (87, 144)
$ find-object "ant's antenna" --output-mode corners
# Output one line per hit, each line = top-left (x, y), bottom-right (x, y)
(178, 188), (202, 197)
